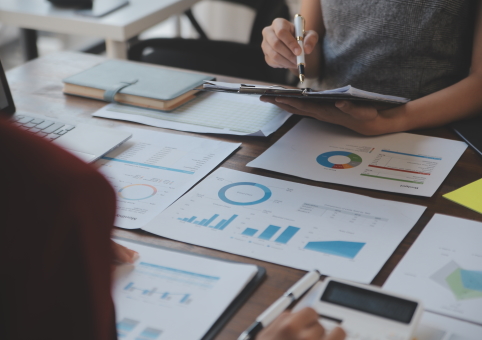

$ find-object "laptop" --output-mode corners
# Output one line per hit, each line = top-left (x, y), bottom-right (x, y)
(0, 59), (131, 163)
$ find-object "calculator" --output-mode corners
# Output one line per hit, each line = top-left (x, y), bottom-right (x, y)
(311, 278), (423, 340)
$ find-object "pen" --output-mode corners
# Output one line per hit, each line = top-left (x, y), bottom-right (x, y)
(294, 14), (306, 84)
(237, 270), (321, 340)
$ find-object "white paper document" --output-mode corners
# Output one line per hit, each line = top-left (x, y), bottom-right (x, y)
(247, 119), (467, 196)
(93, 92), (291, 136)
(294, 283), (482, 340)
(415, 312), (482, 340)
(113, 239), (258, 340)
(384, 214), (482, 325)
(143, 168), (425, 283)
(95, 127), (239, 229)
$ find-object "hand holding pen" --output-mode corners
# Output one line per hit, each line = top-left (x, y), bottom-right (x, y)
(238, 270), (346, 340)
(261, 16), (319, 81)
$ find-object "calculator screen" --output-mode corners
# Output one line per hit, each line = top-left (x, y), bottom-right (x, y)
(321, 281), (418, 324)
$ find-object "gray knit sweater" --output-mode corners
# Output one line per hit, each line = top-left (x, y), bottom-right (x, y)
(318, 0), (475, 99)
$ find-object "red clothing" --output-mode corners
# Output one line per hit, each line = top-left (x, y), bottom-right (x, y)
(0, 119), (117, 340)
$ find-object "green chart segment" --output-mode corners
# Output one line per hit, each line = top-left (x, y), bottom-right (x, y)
(431, 261), (482, 300)
(316, 151), (362, 169)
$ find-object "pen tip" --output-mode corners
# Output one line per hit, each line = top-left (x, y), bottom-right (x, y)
(299, 74), (305, 83)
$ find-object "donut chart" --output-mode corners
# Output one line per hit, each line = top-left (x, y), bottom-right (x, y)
(118, 184), (157, 200)
(218, 182), (272, 206)
(316, 151), (362, 169)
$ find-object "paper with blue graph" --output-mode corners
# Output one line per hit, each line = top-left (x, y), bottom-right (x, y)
(113, 239), (258, 340)
(384, 214), (482, 325)
(95, 127), (239, 229)
(144, 168), (426, 283)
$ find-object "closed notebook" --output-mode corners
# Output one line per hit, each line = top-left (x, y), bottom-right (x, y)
(63, 60), (215, 111)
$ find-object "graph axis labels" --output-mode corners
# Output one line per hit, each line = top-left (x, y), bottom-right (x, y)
(218, 182), (272, 206)
(316, 151), (362, 169)
(118, 184), (157, 200)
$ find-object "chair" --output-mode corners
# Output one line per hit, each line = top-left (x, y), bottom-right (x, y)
(128, 0), (293, 85)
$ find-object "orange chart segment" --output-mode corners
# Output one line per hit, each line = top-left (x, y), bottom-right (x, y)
(316, 151), (362, 169)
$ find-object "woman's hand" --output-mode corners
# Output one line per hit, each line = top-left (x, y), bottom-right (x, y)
(257, 307), (346, 340)
(262, 18), (319, 71)
(261, 96), (407, 136)
(112, 240), (139, 264)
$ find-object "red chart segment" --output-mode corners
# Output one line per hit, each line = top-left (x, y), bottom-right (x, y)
(316, 151), (362, 169)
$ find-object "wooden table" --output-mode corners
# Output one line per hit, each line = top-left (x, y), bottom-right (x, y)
(8, 52), (482, 340)
(0, 0), (200, 59)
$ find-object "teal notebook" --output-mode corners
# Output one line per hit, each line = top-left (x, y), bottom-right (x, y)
(63, 60), (215, 110)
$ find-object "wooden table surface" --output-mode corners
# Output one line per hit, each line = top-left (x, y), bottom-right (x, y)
(8, 52), (482, 340)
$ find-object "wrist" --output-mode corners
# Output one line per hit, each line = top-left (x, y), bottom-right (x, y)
(379, 104), (410, 133)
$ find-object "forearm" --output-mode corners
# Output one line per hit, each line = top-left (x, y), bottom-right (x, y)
(385, 73), (482, 133)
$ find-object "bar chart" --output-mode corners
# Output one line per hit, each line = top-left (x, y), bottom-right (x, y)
(241, 225), (300, 244)
(116, 318), (163, 340)
(117, 318), (139, 338)
(123, 282), (192, 305)
(177, 213), (238, 230)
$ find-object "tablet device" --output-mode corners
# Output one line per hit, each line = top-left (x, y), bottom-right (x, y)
(451, 115), (482, 158)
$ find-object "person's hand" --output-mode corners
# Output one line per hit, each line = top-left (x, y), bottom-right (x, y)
(260, 96), (407, 136)
(257, 307), (346, 340)
(112, 240), (139, 264)
(262, 18), (319, 70)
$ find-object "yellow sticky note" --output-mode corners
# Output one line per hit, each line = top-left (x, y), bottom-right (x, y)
(444, 178), (482, 214)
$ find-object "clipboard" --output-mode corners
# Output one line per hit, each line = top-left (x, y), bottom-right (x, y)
(113, 236), (266, 340)
(202, 81), (410, 107)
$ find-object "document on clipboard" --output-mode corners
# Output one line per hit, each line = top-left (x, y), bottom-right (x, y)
(113, 238), (265, 340)
(203, 81), (410, 107)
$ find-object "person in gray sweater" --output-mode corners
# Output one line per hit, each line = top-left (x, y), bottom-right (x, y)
(261, 0), (482, 136)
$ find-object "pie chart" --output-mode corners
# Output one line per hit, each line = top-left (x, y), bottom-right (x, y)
(316, 151), (362, 169)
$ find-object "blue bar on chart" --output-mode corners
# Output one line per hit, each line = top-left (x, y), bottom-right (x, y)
(137, 327), (163, 340)
(177, 213), (237, 230)
(212, 219), (226, 229)
(258, 225), (281, 240)
(178, 214), (219, 226)
(242, 228), (258, 236)
(180, 294), (190, 303)
(213, 214), (238, 230)
(274, 226), (300, 244)
(117, 318), (140, 338)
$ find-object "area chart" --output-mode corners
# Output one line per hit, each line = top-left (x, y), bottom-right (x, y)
(304, 241), (366, 259)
